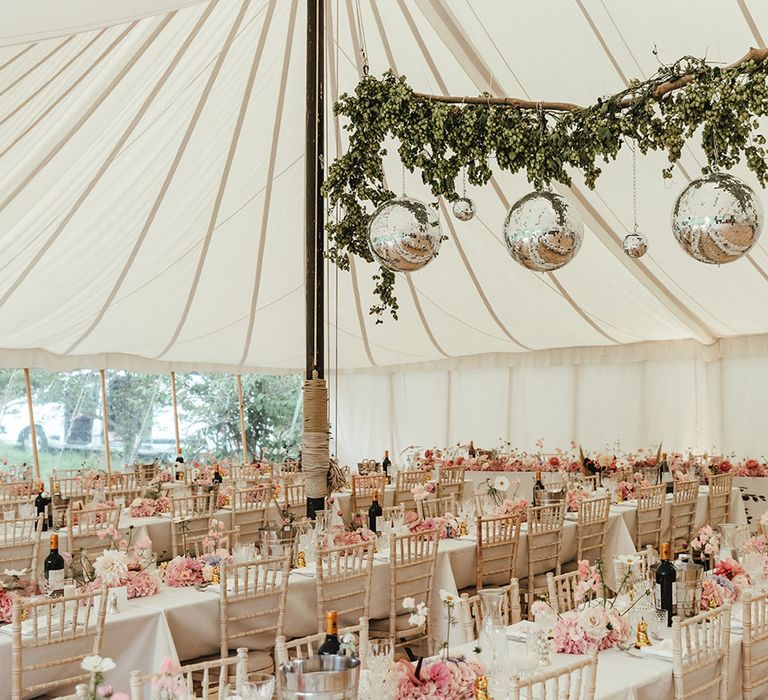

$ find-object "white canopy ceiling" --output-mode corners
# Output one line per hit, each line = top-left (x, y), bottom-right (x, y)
(1, 0), (768, 374)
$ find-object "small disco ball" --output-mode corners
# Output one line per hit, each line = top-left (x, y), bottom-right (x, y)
(452, 196), (475, 221)
(368, 197), (442, 272)
(622, 232), (648, 258)
(672, 172), (763, 264)
(503, 190), (583, 271)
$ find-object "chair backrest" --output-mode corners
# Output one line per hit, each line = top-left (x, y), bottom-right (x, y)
(542, 474), (566, 490)
(459, 578), (521, 641)
(636, 484), (665, 551)
(574, 474), (598, 491)
(51, 476), (89, 500)
(315, 541), (374, 633)
(707, 473), (732, 528)
(219, 554), (291, 673)
(11, 587), (107, 700)
(742, 590), (768, 700)
(0, 514), (43, 581)
(280, 481), (306, 518)
(350, 474), (387, 514)
(546, 570), (605, 615)
(475, 514), (521, 590)
(275, 617), (368, 668)
(508, 652), (598, 700)
(576, 495), (610, 563)
(395, 471), (427, 511)
(0, 480), (35, 502)
(130, 648), (249, 700)
(382, 503), (406, 521)
(229, 485), (272, 545)
(386, 528), (440, 652)
(525, 503), (565, 613)
(106, 472), (143, 504)
(170, 493), (214, 557)
(672, 603), (731, 700)
(612, 545), (658, 587)
(438, 465), (465, 502)
(416, 494), (457, 520)
(186, 525), (240, 558)
(66, 504), (122, 561)
(671, 481), (699, 556)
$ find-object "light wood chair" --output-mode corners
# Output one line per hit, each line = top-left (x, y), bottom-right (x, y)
(130, 648), (249, 700)
(521, 503), (565, 617)
(395, 470), (427, 512)
(575, 495), (610, 563)
(275, 617), (369, 667)
(574, 474), (598, 491)
(170, 493), (214, 557)
(459, 578), (522, 641)
(369, 528), (440, 654)
(438, 465), (465, 503)
(707, 473), (733, 528)
(474, 513), (521, 592)
(670, 481), (699, 556)
(382, 503), (406, 521)
(186, 525), (240, 558)
(546, 569), (606, 615)
(66, 503), (122, 561)
(0, 514), (43, 581)
(11, 587), (108, 700)
(742, 590), (768, 700)
(350, 474), (387, 515)
(507, 651), (598, 700)
(107, 471), (143, 504)
(229, 485), (272, 545)
(636, 484), (665, 551)
(416, 494), (457, 520)
(315, 541), (374, 633)
(218, 553), (291, 679)
(51, 476), (89, 500)
(280, 481), (306, 520)
(611, 545), (658, 589)
(672, 603), (731, 700)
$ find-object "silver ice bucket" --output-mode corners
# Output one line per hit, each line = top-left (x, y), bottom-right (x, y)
(534, 487), (565, 506)
(278, 655), (360, 699)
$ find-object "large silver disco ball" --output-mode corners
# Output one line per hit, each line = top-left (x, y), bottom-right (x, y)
(503, 191), (583, 271)
(672, 172), (762, 264)
(452, 196), (475, 221)
(368, 197), (442, 272)
(623, 232), (648, 258)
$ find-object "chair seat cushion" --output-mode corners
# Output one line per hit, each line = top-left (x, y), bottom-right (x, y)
(369, 613), (421, 634)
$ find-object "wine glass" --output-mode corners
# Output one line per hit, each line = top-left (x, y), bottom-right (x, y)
(221, 675), (275, 700)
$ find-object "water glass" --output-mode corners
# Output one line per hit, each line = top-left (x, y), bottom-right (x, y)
(233, 543), (255, 563)
(368, 638), (394, 680)
(515, 633), (539, 677)
(221, 675), (275, 700)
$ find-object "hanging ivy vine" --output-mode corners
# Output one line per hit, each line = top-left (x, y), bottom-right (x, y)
(322, 48), (768, 321)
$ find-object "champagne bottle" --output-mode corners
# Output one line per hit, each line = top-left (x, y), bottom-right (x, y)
(660, 452), (673, 494)
(317, 611), (341, 655)
(368, 489), (382, 533)
(382, 450), (392, 480)
(655, 542), (676, 626)
(44, 533), (65, 595)
(533, 469), (545, 505)
(212, 466), (223, 485)
(468, 440), (477, 458)
(34, 482), (51, 531)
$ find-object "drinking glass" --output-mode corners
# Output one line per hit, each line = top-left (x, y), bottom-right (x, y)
(368, 639), (394, 681)
(233, 543), (255, 564)
(515, 633), (539, 677)
(479, 589), (508, 673)
(221, 675), (275, 700)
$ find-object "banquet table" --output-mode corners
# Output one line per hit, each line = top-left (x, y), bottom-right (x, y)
(0, 596), (177, 700)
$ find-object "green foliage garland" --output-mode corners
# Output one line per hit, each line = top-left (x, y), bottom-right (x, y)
(323, 51), (768, 321)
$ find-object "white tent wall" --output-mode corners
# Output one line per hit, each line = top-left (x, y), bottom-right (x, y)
(329, 348), (767, 467)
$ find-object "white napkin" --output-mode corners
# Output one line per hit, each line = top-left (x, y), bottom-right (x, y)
(639, 638), (673, 660)
(506, 620), (533, 642)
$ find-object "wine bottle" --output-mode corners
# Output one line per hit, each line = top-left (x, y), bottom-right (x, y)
(533, 469), (545, 505)
(44, 533), (65, 595)
(368, 489), (382, 533)
(317, 611), (341, 655)
(382, 450), (392, 480)
(655, 542), (676, 626)
(468, 440), (477, 458)
(212, 466), (223, 485)
(660, 452), (673, 494)
(34, 482), (51, 532)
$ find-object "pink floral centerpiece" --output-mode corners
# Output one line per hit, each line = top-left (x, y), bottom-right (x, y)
(331, 524), (375, 548)
(0, 570), (42, 623)
(405, 512), (459, 540)
(395, 657), (485, 699)
(691, 525), (721, 559)
(164, 556), (205, 587)
(492, 498), (528, 523)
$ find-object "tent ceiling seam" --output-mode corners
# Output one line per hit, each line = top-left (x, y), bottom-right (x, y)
(0, 35), (74, 99)
(237, 0), (299, 367)
(0, 43), (37, 71)
(157, 0), (276, 360)
(737, 0), (765, 48)
(405, 274), (449, 357)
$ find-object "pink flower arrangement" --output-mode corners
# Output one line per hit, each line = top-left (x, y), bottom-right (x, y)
(566, 484), (590, 512)
(128, 498), (157, 518)
(492, 498), (528, 523)
(552, 605), (627, 654)
(409, 515), (459, 540)
(691, 525), (721, 557)
(411, 482), (436, 501)
(700, 575), (735, 609)
(151, 658), (187, 698)
(164, 556), (205, 587)
(575, 560), (603, 603)
(125, 569), (159, 599)
(0, 591), (14, 623)
(395, 657), (485, 699)
(713, 558), (750, 594)
(745, 535), (768, 554)
(331, 526), (375, 549)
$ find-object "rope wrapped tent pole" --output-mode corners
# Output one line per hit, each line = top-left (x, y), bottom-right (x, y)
(302, 370), (329, 502)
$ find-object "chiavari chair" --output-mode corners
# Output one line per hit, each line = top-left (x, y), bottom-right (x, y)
(707, 473), (733, 528)
(507, 651), (598, 700)
(742, 590), (768, 700)
(350, 474), (387, 514)
(459, 578), (521, 641)
(521, 502), (565, 617)
(438, 464), (465, 503)
(473, 513), (521, 593)
(395, 470), (427, 513)
(315, 541), (374, 633)
(169, 493), (214, 558)
(0, 513), (43, 580)
(229, 485), (272, 545)
(670, 480), (698, 556)
(416, 494), (457, 520)
(636, 484), (665, 552)
(66, 503), (122, 561)
(574, 495), (610, 563)
(546, 569), (606, 615)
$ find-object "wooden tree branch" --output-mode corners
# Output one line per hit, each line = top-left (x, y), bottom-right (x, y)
(411, 46), (768, 113)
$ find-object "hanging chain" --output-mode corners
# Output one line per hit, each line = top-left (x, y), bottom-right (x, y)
(402, 162), (406, 196)
(462, 167), (467, 197)
(632, 140), (638, 235)
(355, 0), (369, 75)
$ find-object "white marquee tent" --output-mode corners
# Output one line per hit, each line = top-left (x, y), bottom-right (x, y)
(2, 0), (768, 463)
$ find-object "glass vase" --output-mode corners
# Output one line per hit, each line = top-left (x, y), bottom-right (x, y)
(718, 523), (738, 563)
(478, 588), (508, 673)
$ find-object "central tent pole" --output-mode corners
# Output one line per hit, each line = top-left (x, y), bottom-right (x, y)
(304, 0), (328, 518)
(23, 369), (40, 482)
(100, 369), (112, 476)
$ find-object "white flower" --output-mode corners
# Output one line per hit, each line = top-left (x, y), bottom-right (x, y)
(81, 655), (116, 673)
(439, 589), (455, 605)
(493, 476), (510, 492)
(402, 596), (416, 610)
(578, 608), (608, 640)
(202, 564), (214, 582)
(93, 549), (128, 586)
(3, 568), (26, 578)
(617, 555), (639, 567)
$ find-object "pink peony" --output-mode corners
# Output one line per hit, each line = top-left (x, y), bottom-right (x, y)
(164, 556), (204, 587)
(129, 498), (156, 518)
(126, 569), (159, 599)
(0, 591), (14, 623)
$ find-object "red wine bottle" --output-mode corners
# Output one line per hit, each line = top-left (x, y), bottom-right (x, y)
(44, 533), (65, 595)
(318, 611), (340, 655)
(382, 450), (392, 480)
(655, 542), (677, 626)
(34, 482), (51, 531)
(368, 489), (382, 533)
